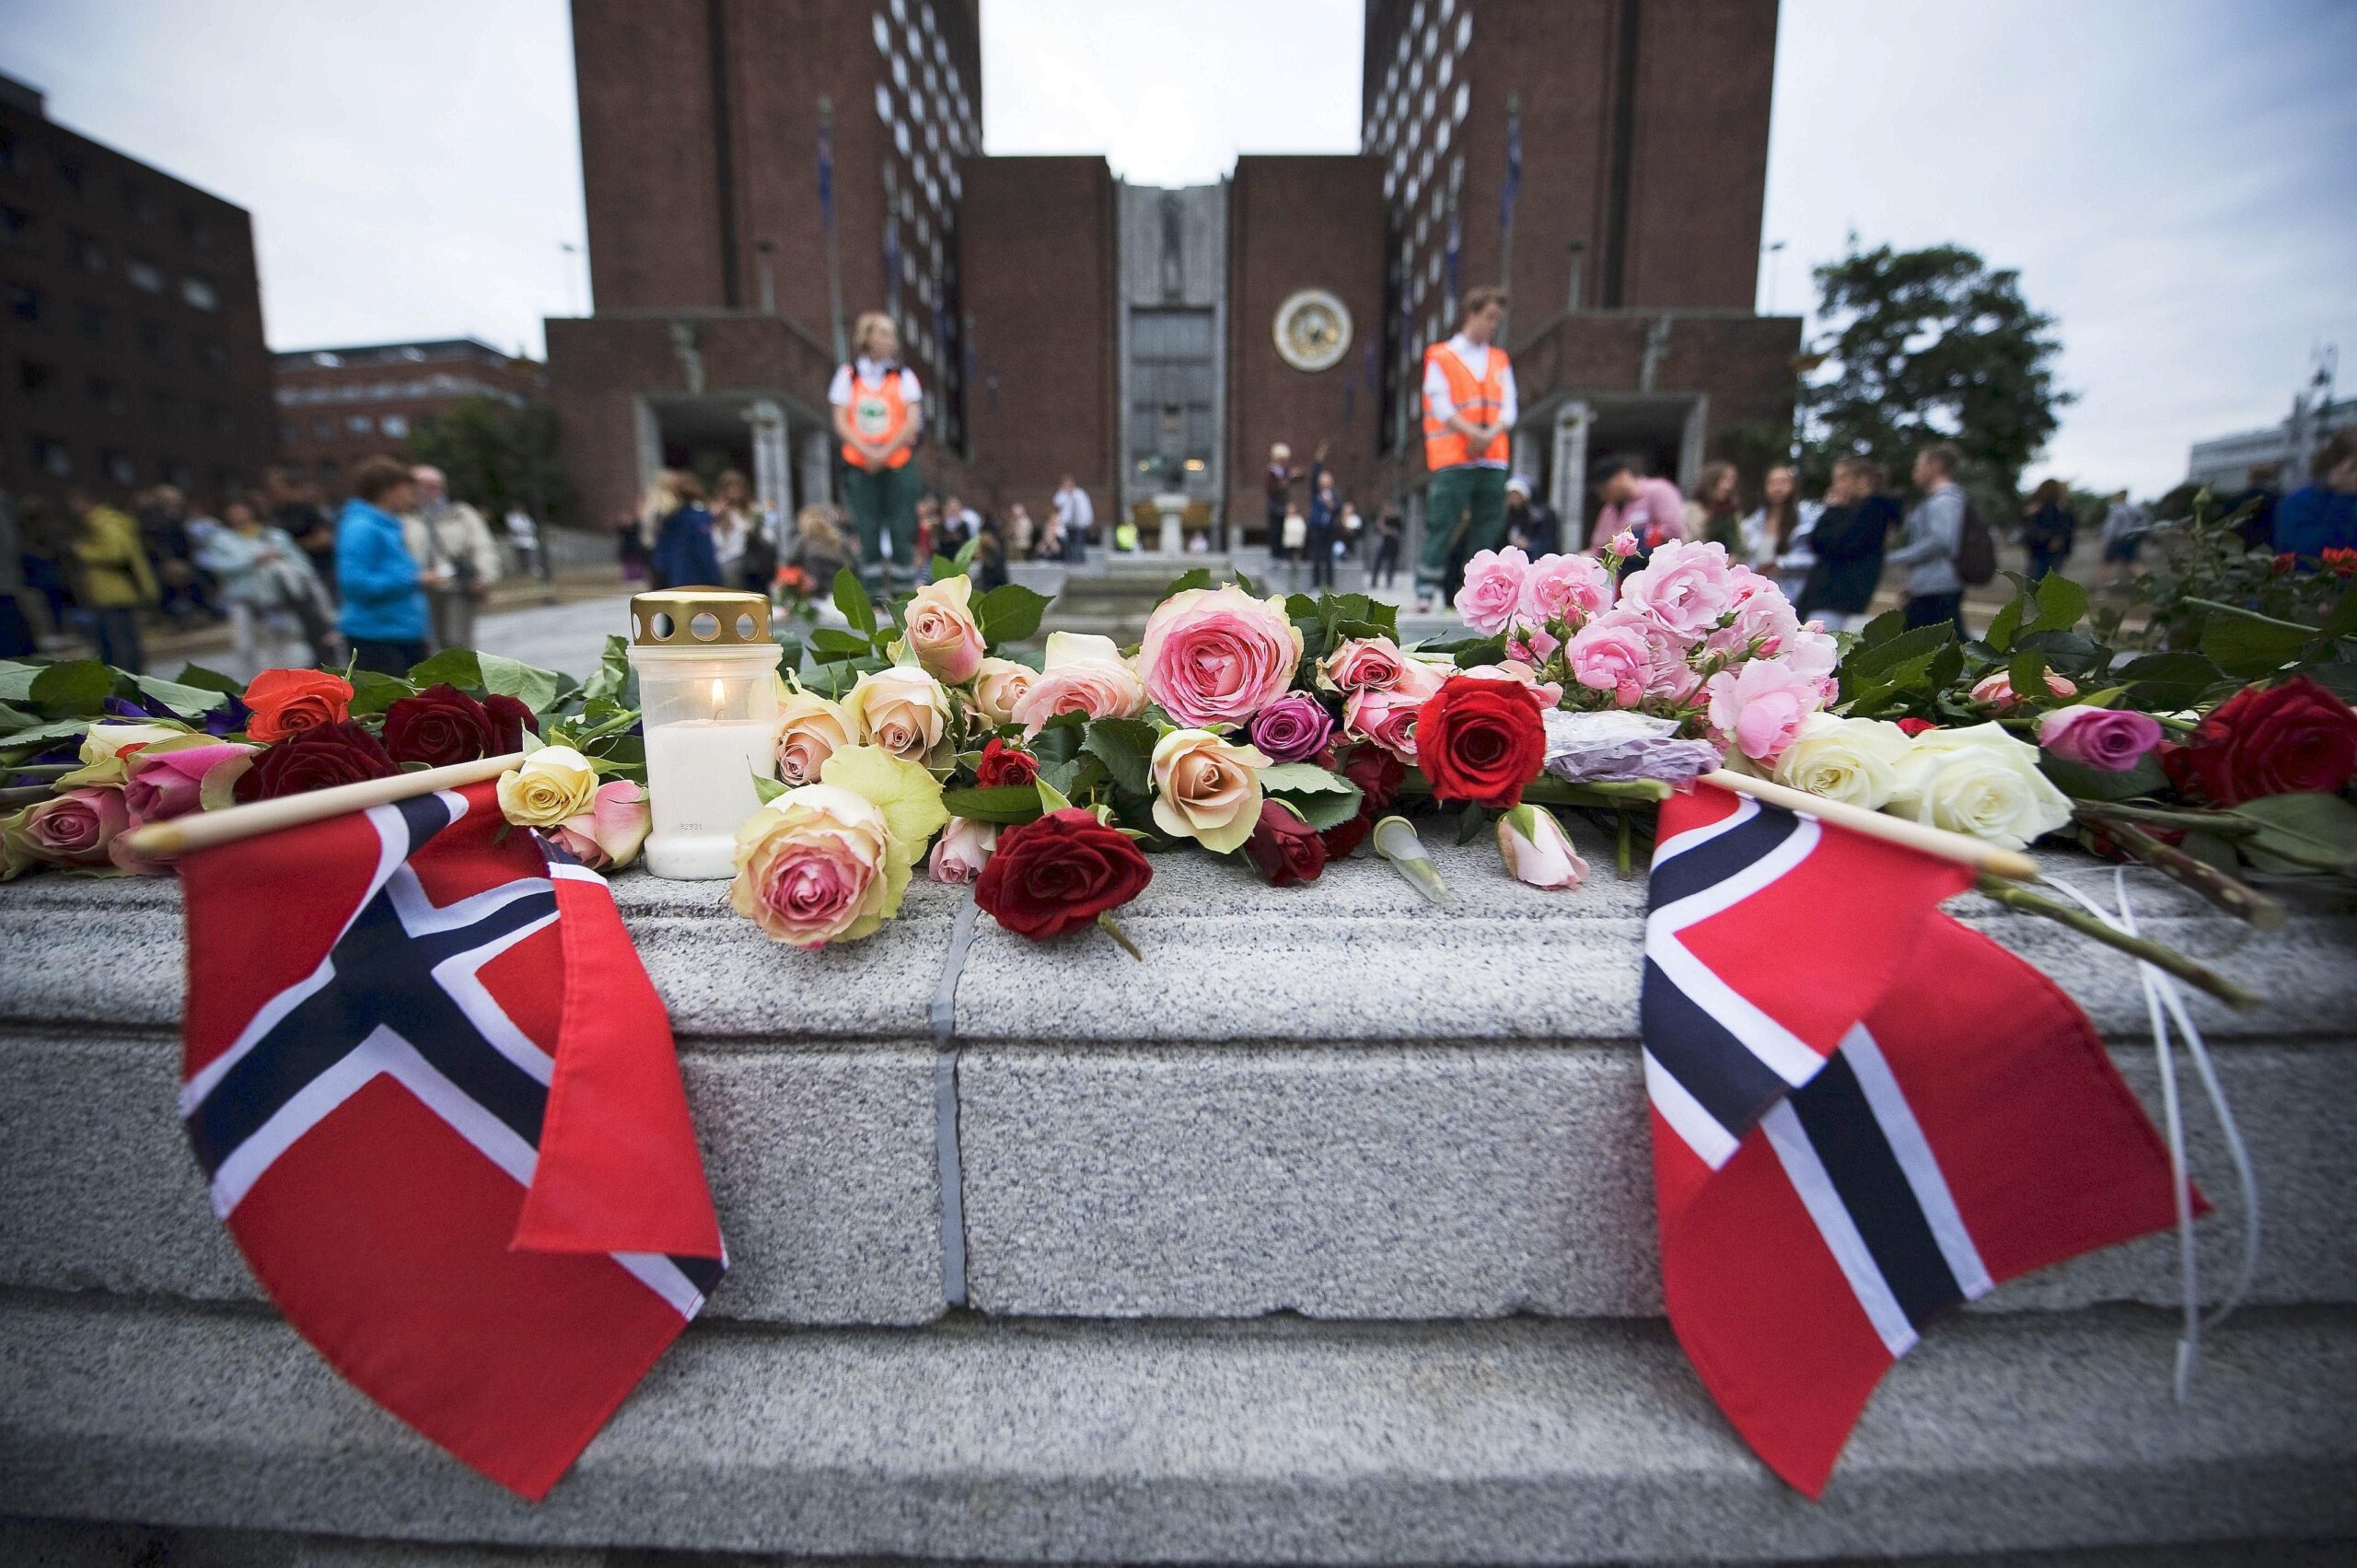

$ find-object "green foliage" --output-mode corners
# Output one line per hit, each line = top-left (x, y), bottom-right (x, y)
(831, 566), (876, 635)
(1799, 242), (2071, 497)
(1157, 568), (1213, 603)
(405, 648), (566, 714)
(2107, 494), (2349, 654)
(938, 784), (1048, 824)
(401, 394), (573, 525)
(1258, 762), (1363, 830)
(974, 584), (1051, 648)
(2230, 793), (2357, 875)
(1080, 717), (1157, 796)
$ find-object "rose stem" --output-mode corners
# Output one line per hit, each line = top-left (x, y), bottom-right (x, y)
(2073, 801), (2258, 837)
(2078, 817), (2287, 931)
(1976, 875), (2258, 1008)
(1617, 807), (1634, 878)
(1096, 909), (1144, 962)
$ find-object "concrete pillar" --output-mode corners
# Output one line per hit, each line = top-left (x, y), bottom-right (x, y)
(745, 399), (790, 516)
(798, 426), (834, 517)
(633, 396), (662, 498)
(1551, 401), (1592, 533)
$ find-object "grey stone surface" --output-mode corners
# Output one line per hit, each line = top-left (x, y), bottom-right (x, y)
(0, 1028), (946, 1327)
(958, 1041), (2354, 1320)
(2, 1296), (2351, 1563)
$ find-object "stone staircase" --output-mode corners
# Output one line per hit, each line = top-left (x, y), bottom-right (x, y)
(1, 831), (2352, 1562)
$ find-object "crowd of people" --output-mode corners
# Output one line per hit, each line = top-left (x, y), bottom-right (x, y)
(0, 463), (549, 676)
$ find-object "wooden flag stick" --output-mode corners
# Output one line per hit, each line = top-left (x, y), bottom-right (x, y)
(1701, 769), (2040, 882)
(119, 751), (528, 861)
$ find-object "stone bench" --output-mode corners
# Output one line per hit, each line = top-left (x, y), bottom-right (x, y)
(2, 829), (2353, 1562)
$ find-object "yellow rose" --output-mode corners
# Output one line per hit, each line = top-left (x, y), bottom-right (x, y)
(56, 722), (188, 787)
(774, 689), (854, 787)
(843, 666), (952, 767)
(1149, 727), (1271, 854)
(496, 744), (600, 828)
(971, 657), (1037, 726)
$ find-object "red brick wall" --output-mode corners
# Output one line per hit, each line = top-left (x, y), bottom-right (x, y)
(571, 0), (729, 311)
(1622, 0), (1778, 309)
(958, 156), (1118, 523)
(1225, 155), (1388, 540)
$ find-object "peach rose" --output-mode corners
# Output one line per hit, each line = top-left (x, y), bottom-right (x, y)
(1136, 585), (1304, 729)
(1316, 635), (1410, 695)
(901, 574), (987, 685)
(728, 783), (896, 947)
(971, 657), (1038, 726)
(1342, 686), (1423, 762)
(775, 688), (854, 787)
(1149, 728), (1271, 854)
(926, 816), (999, 884)
(844, 665), (953, 767)
(546, 779), (653, 871)
(1011, 633), (1148, 736)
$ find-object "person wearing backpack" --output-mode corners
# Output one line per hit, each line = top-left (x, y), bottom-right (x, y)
(1887, 442), (1971, 633)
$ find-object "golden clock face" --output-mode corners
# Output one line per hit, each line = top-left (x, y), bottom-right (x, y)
(1274, 289), (1353, 373)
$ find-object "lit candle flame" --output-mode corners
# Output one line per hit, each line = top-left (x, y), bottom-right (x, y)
(709, 679), (726, 721)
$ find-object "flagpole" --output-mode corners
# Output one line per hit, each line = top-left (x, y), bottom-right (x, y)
(819, 94), (847, 364)
(1701, 769), (2039, 881)
(1498, 92), (1519, 342)
(121, 752), (528, 861)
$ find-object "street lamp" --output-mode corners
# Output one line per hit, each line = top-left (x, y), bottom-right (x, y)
(1762, 239), (1788, 317)
(558, 241), (587, 318)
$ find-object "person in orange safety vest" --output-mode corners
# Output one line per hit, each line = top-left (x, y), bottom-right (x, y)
(830, 310), (926, 592)
(1417, 285), (1519, 610)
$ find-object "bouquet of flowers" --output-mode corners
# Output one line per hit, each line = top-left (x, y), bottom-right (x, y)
(1, 646), (654, 878)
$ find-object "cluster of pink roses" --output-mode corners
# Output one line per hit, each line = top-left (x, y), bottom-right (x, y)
(2, 722), (257, 879)
(1452, 540), (1840, 768)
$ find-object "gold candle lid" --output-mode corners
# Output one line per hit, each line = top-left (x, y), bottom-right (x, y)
(631, 587), (772, 646)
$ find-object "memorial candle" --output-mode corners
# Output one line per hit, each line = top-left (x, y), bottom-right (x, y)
(627, 588), (784, 880)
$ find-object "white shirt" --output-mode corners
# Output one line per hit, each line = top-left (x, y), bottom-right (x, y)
(828, 356), (923, 407)
(1421, 333), (1518, 468)
(1053, 484), (1094, 531)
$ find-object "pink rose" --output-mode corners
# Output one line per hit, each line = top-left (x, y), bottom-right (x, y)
(1452, 547), (1530, 635)
(970, 657), (1036, 726)
(1705, 657), (1825, 765)
(728, 784), (895, 947)
(1516, 552), (1612, 630)
(1012, 632), (1149, 736)
(123, 742), (256, 823)
(2, 787), (129, 878)
(2038, 705), (2165, 772)
(1395, 654), (1454, 702)
(900, 575), (987, 685)
(1619, 539), (1736, 640)
(546, 779), (652, 871)
(1317, 634), (1410, 695)
(1459, 660), (1564, 710)
(1608, 529), (1641, 559)
(1566, 615), (1653, 708)
(1505, 626), (1562, 665)
(1342, 686), (1423, 762)
(1971, 669), (2079, 711)
(1137, 586), (1304, 729)
(927, 816), (999, 884)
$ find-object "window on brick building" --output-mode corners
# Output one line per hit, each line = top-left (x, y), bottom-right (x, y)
(180, 210), (215, 250)
(136, 319), (172, 359)
(17, 359), (56, 397)
(31, 435), (73, 477)
(125, 256), (164, 293)
(0, 203), (27, 245)
(87, 377), (126, 415)
(0, 126), (26, 176)
(380, 413), (409, 438)
(102, 448), (136, 486)
(69, 232), (104, 273)
(181, 274), (218, 310)
(53, 153), (84, 195)
(4, 280), (38, 321)
(312, 418), (332, 439)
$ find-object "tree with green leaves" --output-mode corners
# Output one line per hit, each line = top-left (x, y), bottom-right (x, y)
(402, 395), (574, 528)
(1799, 242), (2071, 500)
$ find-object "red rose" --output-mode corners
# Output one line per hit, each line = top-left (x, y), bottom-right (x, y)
(2163, 674), (2357, 806)
(1244, 798), (1328, 886)
(482, 693), (537, 754)
(234, 720), (398, 803)
(975, 807), (1153, 940)
(1415, 676), (1546, 808)
(1337, 742), (1407, 814)
(1320, 812), (1373, 861)
(1895, 717), (1940, 737)
(381, 683), (497, 768)
(242, 668), (354, 743)
(974, 736), (1040, 789)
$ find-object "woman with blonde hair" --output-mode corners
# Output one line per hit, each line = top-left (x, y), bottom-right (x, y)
(830, 309), (924, 592)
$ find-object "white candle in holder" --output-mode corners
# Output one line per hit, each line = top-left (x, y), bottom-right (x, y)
(627, 589), (784, 880)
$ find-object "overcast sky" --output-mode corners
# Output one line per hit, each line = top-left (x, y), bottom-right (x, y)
(4, 0), (2351, 494)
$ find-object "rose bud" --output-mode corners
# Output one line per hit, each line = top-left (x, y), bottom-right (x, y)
(1243, 797), (1327, 887)
(1496, 804), (1588, 891)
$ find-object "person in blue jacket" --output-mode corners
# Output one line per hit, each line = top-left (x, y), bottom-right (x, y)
(645, 469), (723, 590)
(337, 455), (436, 674)
(2273, 429), (2357, 565)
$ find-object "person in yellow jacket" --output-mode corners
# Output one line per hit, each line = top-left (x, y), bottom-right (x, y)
(830, 310), (925, 593)
(1417, 285), (1518, 610)
(65, 488), (159, 672)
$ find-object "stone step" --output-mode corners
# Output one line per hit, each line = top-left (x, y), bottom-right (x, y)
(2, 842), (2350, 1329)
(1, 1294), (2350, 1563)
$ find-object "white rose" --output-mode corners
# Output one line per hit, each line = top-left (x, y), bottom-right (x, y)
(1771, 713), (1913, 810)
(1887, 723), (2073, 850)
(1496, 804), (1589, 890)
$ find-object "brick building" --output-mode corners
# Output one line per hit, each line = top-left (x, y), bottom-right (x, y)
(272, 338), (546, 495)
(551, 0), (1800, 549)
(0, 72), (275, 510)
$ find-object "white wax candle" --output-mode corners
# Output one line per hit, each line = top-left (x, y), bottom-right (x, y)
(644, 718), (777, 879)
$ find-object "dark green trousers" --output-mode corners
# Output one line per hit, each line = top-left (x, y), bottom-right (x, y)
(842, 461), (923, 591)
(1417, 464), (1510, 598)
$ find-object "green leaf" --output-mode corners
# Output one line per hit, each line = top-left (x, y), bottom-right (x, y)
(2038, 750), (2166, 803)
(29, 659), (118, 717)
(2029, 573), (2089, 633)
(1082, 717), (1157, 795)
(2228, 792), (2357, 874)
(2007, 645), (2048, 698)
(170, 663), (247, 695)
(1857, 609), (1908, 647)
(750, 768), (787, 805)
(1258, 762), (1354, 795)
(2115, 650), (2229, 711)
(2180, 830), (2239, 877)
(1845, 622), (1955, 681)
(2200, 608), (2316, 679)
(133, 673), (230, 717)
(809, 627), (877, 657)
(1455, 799), (1487, 845)
(1981, 593), (2027, 654)
(474, 652), (563, 714)
(1035, 775), (1074, 813)
(974, 584), (1051, 647)
(581, 634), (632, 706)
(1233, 570), (1260, 598)
(1029, 708), (1086, 770)
(832, 565), (876, 635)
(0, 662), (38, 704)
(405, 647), (482, 689)
(1157, 567), (1213, 604)
(939, 784), (1048, 824)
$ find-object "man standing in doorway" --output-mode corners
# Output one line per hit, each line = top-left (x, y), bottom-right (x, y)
(831, 311), (925, 593)
(1417, 285), (1516, 610)
(1052, 474), (1094, 564)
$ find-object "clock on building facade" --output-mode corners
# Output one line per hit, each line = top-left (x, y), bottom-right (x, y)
(1273, 288), (1353, 373)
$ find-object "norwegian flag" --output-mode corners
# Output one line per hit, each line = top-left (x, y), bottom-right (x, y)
(178, 782), (725, 1499)
(1643, 782), (2187, 1497)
